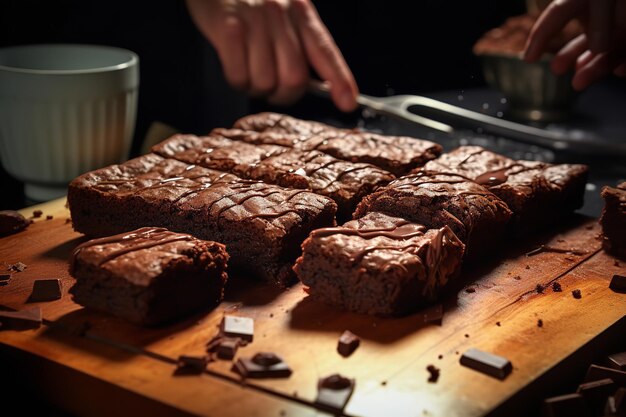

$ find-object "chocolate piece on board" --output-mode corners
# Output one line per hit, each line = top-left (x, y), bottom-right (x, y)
(460, 348), (513, 380)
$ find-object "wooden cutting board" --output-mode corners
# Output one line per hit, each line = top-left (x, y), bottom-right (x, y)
(1, 198), (625, 417)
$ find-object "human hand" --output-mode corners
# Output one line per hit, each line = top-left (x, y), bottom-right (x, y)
(524, 0), (626, 90)
(185, 0), (358, 112)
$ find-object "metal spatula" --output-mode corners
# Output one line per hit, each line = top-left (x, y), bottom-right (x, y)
(308, 80), (626, 159)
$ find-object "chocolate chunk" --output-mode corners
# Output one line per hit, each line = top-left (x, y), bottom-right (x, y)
(610, 275), (626, 293)
(0, 307), (42, 330)
(584, 364), (626, 386)
(46, 215), (53, 220)
(537, 319), (543, 328)
(614, 387), (626, 415)
(232, 352), (292, 378)
(572, 289), (582, 299)
(29, 279), (62, 302)
(552, 282), (562, 292)
(222, 315), (254, 342)
(216, 338), (240, 360)
(422, 304), (444, 324)
(536, 284), (545, 294)
(0, 210), (30, 236)
(460, 348), (513, 380)
(576, 378), (615, 415)
(608, 352), (626, 371)
(426, 364), (440, 383)
(542, 393), (587, 417)
(337, 330), (360, 357)
(315, 374), (355, 413)
(8, 262), (27, 272)
(176, 355), (208, 374)
(33, 210), (43, 218)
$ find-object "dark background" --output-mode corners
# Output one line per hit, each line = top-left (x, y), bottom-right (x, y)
(0, 0), (527, 209)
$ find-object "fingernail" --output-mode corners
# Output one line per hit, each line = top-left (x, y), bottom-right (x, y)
(338, 90), (357, 112)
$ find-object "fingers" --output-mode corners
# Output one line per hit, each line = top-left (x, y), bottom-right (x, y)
(215, 15), (249, 90)
(291, 0), (358, 112)
(551, 33), (588, 74)
(572, 51), (615, 90)
(524, 0), (586, 62)
(243, 4), (277, 96)
(588, 0), (614, 53)
(265, 0), (308, 105)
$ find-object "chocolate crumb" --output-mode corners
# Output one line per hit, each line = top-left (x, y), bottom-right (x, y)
(8, 262), (27, 272)
(537, 319), (543, 328)
(572, 289), (582, 299)
(32, 210), (43, 218)
(381, 380), (387, 386)
(426, 365), (440, 383)
(552, 282), (562, 292)
(455, 351), (459, 355)
(46, 215), (53, 220)
(465, 287), (476, 293)
(525, 265), (530, 270)
(438, 354), (443, 360)
(513, 275), (521, 280)
(269, 313), (274, 318)
(536, 284), (545, 294)
(464, 334), (470, 338)
(496, 321), (501, 327)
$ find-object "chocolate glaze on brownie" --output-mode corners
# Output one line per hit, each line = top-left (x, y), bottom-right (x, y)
(422, 146), (588, 234)
(153, 134), (394, 221)
(229, 113), (443, 175)
(599, 182), (626, 260)
(69, 227), (229, 326)
(354, 170), (512, 260)
(68, 154), (337, 286)
(294, 212), (465, 316)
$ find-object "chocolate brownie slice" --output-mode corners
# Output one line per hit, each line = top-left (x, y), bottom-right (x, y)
(153, 134), (394, 221)
(152, 133), (288, 172)
(68, 154), (337, 286)
(229, 113), (443, 175)
(422, 146), (588, 233)
(600, 182), (626, 260)
(293, 212), (465, 316)
(354, 171), (512, 260)
(69, 227), (228, 326)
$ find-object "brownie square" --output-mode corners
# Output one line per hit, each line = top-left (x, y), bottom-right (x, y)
(152, 133), (288, 172)
(354, 171), (512, 260)
(153, 133), (394, 221)
(69, 227), (229, 326)
(293, 212), (465, 316)
(229, 113), (443, 175)
(600, 182), (626, 260)
(68, 154), (337, 286)
(422, 146), (588, 233)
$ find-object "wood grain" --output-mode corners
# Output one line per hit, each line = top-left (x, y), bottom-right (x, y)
(1, 198), (625, 417)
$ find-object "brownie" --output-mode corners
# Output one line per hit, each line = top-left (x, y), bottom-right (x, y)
(422, 146), (588, 234)
(69, 227), (229, 326)
(473, 14), (582, 56)
(68, 154), (337, 286)
(293, 212), (465, 316)
(599, 182), (626, 260)
(152, 133), (288, 172)
(354, 170), (512, 259)
(153, 133), (394, 221)
(0, 210), (30, 236)
(228, 113), (443, 175)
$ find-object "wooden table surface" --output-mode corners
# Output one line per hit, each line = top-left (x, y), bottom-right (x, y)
(1, 197), (625, 417)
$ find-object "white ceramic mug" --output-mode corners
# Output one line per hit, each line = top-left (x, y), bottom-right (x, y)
(0, 44), (139, 202)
